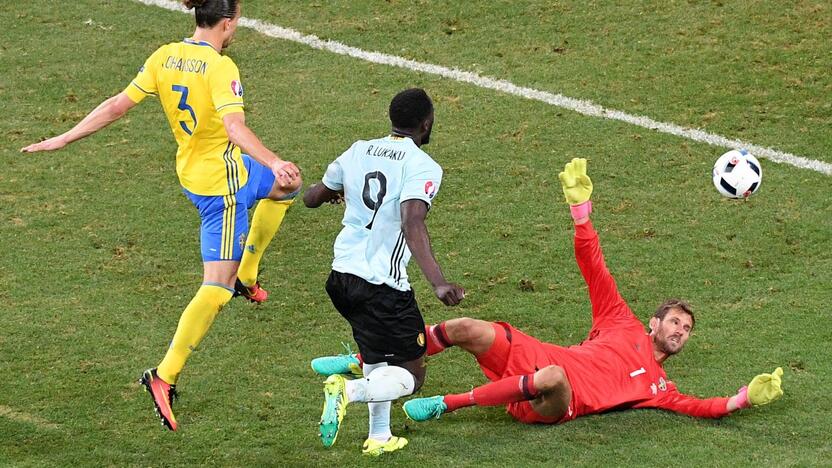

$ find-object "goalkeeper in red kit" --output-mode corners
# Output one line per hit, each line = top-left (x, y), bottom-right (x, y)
(312, 158), (785, 425)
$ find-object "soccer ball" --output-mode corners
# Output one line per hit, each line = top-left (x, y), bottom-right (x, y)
(712, 149), (762, 198)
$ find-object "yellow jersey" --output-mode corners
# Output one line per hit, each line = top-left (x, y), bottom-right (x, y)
(124, 38), (248, 196)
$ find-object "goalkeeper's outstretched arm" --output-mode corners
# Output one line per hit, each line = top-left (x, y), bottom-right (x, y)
(641, 368), (784, 418)
(558, 158), (631, 324)
(728, 367), (785, 412)
(558, 158), (593, 225)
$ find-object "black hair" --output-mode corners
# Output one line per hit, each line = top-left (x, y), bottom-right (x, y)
(183, 0), (239, 28)
(389, 88), (433, 130)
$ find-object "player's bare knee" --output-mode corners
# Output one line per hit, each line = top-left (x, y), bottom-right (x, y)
(443, 317), (470, 343)
(267, 177), (303, 201)
(534, 365), (568, 393)
(444, 317), (487, 345)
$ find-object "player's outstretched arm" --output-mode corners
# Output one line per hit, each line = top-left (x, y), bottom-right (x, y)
(401, 200), (464, 306)
(21, 92), (136, 153)
(728, 367), (784, 412)
(222, 112), (300, 187)
(558, 157), (593, 225)
(558, 158), (631, 323)
(303, 183), (343, 208)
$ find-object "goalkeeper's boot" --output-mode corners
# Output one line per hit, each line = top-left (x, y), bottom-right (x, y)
(311, 354), (362, 378)
(139, 368), (178, 431)
(234, 278), (268, 304)
(319, 374), (348, 447)
(362, 436), (408, 456)
(403, 396), (447, 422)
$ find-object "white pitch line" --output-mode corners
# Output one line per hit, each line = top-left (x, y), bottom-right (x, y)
(134, 0), (831, 176)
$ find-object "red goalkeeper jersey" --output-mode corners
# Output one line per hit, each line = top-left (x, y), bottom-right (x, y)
(498, 221), (729, 422)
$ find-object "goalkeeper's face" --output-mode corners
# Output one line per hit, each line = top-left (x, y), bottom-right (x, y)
(651, 308), (693, 356)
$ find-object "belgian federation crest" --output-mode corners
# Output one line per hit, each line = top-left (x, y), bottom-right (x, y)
(658, 377), (667, 392)
(417, 333), (426, 347)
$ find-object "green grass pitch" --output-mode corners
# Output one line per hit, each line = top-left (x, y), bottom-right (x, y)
(1, 1), (830, 466)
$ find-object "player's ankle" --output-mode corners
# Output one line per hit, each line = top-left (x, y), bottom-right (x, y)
(443, 392), (474, 412)
(237, 277), (255, 288)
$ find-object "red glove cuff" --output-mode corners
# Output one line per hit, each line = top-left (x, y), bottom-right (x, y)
(736, 386), (751, 409)
(569, 201), (592, 221)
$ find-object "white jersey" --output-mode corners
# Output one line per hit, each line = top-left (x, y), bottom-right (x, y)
(322, 135), (443, 291)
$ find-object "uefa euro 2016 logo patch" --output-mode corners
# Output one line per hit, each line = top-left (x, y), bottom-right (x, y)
(231, 80), (244, 97)
(424, 181), (436, 199)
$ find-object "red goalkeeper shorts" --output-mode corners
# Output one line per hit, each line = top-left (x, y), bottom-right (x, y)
(475, 322), (576, 424)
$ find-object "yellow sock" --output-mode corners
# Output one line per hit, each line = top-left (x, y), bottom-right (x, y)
(237, 199), (293, 286)
(157, 284), (234, 384)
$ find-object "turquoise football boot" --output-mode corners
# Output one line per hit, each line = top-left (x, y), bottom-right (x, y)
(403, 396), (447, 422)
(311, 343), (363, 377)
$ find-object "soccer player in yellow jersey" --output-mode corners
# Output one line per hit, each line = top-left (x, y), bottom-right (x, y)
(21, 0), (301, 431)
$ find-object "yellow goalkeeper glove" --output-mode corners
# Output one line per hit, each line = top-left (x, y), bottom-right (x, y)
(558, 158), (593, 205)
(738, 367), (784, 408)
(558, 158), (593, 219)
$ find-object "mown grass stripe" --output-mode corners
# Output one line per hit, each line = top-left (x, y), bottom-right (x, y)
(0, 405), (60, 430)
(133, 0), (831, 176)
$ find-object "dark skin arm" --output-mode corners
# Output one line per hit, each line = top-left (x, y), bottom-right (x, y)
(401, 199), (465, 306)
(304, 183), (463, 305)
(303, 183), (343, 208)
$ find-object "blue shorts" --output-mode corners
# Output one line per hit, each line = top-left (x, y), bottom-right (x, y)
(184, 155), (275, 262)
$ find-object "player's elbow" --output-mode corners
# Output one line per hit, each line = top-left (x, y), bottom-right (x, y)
(110, 93), (135, 119)
(400, 201), (429, 236)
(224, 119), (248, 147)
(400, 218), (423, 239)
(225, 126), (243, 147)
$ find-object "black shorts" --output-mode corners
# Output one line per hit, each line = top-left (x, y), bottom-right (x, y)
(325, 270), (426, 365)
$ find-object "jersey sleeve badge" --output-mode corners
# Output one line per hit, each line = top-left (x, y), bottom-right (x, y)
(231, 80), (244, 97)
(424, 181), (437, 199)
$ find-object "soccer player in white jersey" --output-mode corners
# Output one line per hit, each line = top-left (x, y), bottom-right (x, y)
(303, 88), (465, 455)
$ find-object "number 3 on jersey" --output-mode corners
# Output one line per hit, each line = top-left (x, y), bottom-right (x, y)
(362, 171), (387, 229)
(172, 85), (197, 135)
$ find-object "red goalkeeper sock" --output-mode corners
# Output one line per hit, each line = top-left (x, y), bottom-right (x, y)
(443, 373), (538, 413)
(426, 323), (451, 355)
(443, 391), (475, 412)
(473, 374), (538, 406)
